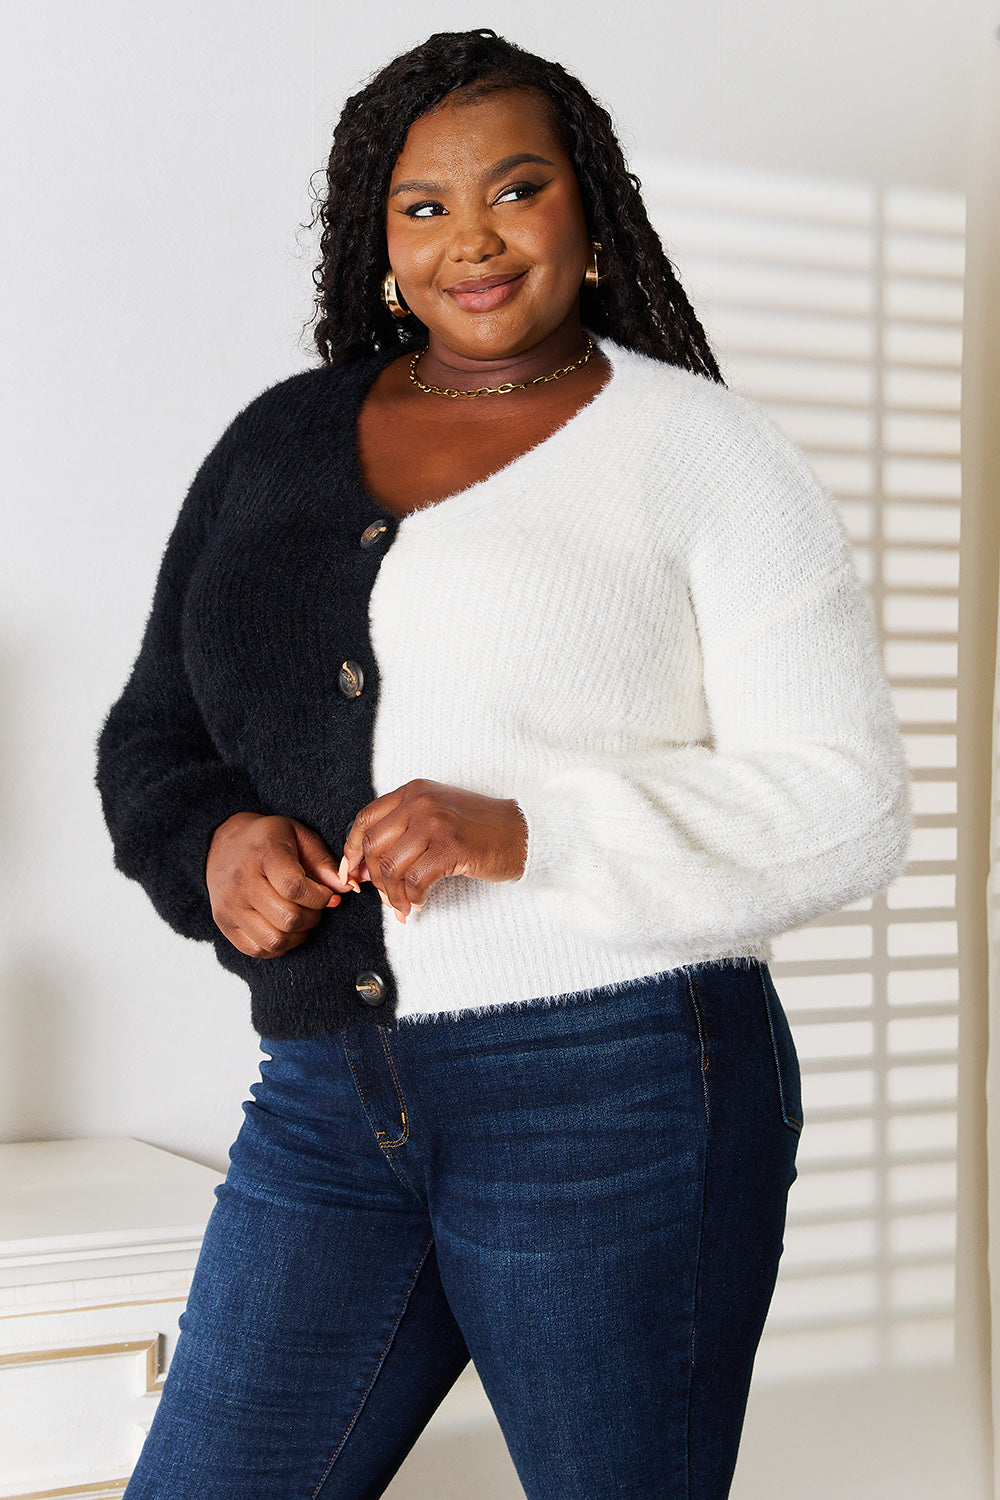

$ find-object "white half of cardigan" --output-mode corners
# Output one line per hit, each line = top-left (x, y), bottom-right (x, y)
(367, 338), (912, 1020)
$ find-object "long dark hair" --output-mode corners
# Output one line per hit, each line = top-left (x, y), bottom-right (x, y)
(309, 29), (723, 383)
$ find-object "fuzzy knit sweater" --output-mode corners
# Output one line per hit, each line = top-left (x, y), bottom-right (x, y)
(96, 336), (913, 1036)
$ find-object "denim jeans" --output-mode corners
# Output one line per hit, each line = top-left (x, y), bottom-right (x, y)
(124, 959), (801, 1499)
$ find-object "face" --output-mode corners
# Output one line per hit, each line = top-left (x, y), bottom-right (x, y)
(385, 88), (591, 361)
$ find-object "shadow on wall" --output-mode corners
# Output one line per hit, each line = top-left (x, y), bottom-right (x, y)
(638, 155), (964, 1386)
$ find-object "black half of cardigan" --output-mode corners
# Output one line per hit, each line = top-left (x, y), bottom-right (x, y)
(97, 349), (412, 1037)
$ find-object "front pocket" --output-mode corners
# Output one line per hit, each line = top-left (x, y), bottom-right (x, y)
(757, 962), (803, 1133)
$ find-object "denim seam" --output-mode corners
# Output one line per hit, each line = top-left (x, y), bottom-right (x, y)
(341, 1029), (422, 1201)
(684, 966), (711, 1118)
(377, 1031), (411, 1149)
(757, 966), (803, 1133)
(308, 1236), (436, 1499)
(682, 965), (712, 1500)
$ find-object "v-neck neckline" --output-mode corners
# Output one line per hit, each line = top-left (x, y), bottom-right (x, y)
(345, 334), (621, 528)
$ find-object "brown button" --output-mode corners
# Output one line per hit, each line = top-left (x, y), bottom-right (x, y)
(338, 660), (364, 698)
(355, 971), (386, 1007)
(360, 521), (388, 549)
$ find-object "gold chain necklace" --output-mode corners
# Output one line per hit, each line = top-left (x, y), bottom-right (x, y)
(409, 335), (595, 399)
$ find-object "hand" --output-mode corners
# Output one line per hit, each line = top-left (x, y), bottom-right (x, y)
(206, 812), (354, 957)
(342, 780), (528, 923)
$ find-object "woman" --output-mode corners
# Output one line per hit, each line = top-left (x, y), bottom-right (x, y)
(97, 28), (912, 1500)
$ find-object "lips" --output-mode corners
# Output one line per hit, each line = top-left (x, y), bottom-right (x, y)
(444, 270), (527, 312)
(446, 273), (523, 293)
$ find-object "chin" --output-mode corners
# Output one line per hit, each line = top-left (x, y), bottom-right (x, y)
(454, 317), (553, 360)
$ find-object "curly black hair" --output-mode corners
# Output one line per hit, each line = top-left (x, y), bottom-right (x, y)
(309, 28), (723, 383)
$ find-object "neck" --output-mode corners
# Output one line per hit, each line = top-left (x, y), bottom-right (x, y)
(418, 312), (588, 392)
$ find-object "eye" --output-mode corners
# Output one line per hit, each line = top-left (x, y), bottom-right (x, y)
(493, 181), (545, 205)
(403, 200), (446, 218)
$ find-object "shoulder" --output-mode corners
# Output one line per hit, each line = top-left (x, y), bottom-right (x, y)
(223, 353), (386, 449)
(598, 336), (800, 464)
(599, 337), (850, 567)
(171, 354), (387, 529)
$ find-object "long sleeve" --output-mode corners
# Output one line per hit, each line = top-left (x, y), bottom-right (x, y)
(96, 416), (271, 943)
(512, 393), (913, 954)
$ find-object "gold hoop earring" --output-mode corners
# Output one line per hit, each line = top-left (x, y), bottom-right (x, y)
(583, 240), (602, 291)
(382, 269), (410, 318)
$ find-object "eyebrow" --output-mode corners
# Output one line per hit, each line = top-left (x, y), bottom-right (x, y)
(389, 153), (555, 199)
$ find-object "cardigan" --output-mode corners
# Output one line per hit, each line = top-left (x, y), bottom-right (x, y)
(96, 336), (913, 1036)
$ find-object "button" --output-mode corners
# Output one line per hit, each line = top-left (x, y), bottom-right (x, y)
(338, 660), (364, 698)
(355, 971), (386, 1007)
(360, 521), (388, 549)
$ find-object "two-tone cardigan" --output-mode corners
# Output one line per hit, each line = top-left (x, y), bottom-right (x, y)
(96, 337), (913, 1036)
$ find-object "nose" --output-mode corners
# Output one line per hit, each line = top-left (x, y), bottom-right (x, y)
(446, 208), (505, 264)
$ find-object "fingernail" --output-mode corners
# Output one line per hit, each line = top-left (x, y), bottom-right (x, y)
(378, 889), (391, 907)
(395, 909), (406, 924)
(338, 855), (350, 884)
(347, 879), (361, 894)
(410, 903), (424, 914)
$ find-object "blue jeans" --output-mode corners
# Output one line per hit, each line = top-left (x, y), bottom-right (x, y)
(125, 960), (800, 1499)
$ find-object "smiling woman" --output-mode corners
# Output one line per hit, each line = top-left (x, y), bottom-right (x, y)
(96, 26), (911, 1500)
(360, 89), (611, 513)
(386, 95), (591, 352)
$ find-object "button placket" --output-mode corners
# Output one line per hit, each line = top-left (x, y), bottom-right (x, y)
(347, 516), (393, 1014)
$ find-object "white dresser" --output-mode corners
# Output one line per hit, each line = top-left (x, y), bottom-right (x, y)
(0, 1137), (222, 1499)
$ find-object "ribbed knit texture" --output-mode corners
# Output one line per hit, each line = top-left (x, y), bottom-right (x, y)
(97, 337), (912, 1035)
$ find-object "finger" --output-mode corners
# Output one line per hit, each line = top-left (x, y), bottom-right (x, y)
(251, 882), (328, 936)
(369, 830), (438, 920)
(394, 846), (439, 915)
(354, 789), (447, 917)
(232, 910), (313, 959)
(216, 920), (259, 957)
(295, 822), (354, 894)
(352, 816), (407, 906)
(260, 844), (339, 911)
(351, 802), (415, 893)
(342, 788), (406, 878)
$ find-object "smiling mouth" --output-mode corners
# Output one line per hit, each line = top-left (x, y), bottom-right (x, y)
(444, 271), (528, 310)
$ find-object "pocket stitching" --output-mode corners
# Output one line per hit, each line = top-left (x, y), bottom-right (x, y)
(683, 966), (711, 1122)
(758, 965), (803, 1134)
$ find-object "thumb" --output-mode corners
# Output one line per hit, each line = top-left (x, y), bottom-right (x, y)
(294, 821), (353, 893)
